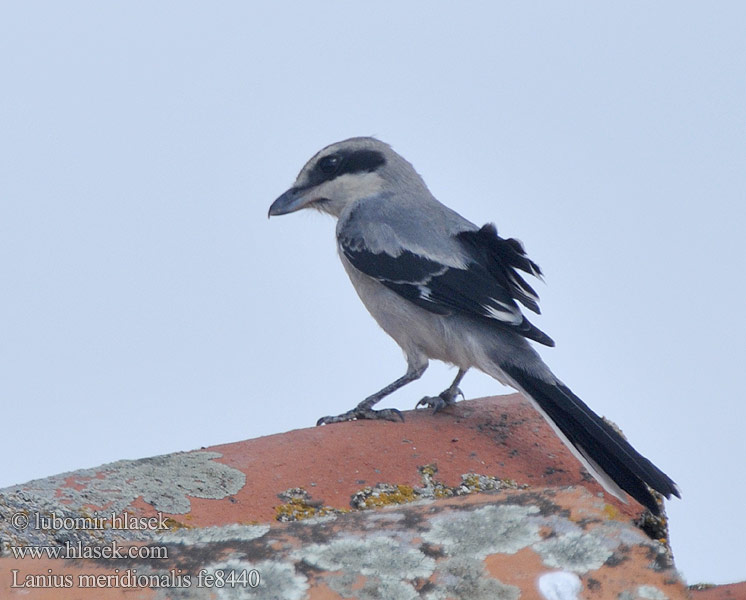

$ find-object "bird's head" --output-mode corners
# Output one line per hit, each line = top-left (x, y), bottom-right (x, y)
(268, 137), (424, 219)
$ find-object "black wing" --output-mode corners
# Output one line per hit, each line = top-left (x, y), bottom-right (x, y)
(340, 223), (554, 347)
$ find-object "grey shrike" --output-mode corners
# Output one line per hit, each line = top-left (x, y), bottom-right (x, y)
(268, 136), (680, 515)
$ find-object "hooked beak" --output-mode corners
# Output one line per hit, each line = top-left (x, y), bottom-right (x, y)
(268, 186), (314, 218)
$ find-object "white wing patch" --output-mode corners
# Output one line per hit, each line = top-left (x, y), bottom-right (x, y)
(507, 272), (540, 303)
(483, 300), (522, 324)
(418, 285), (434, 300)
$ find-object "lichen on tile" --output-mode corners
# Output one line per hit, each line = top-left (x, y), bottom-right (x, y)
(295, 535), (434, 598)
(275, 487), (348, 522)
(328, 575), (419, 600)
(153, 558), (308, 600)
(423, 504), (541, 558)
(8, 451), (246, 514)
(297, 535), (435, 579)
(426, 556), (520, 600)
(158, 523), (270, 545)
(619, 585), (669, 600)
(533, 530), (614, 574)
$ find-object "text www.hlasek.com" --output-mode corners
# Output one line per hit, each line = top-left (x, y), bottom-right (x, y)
(10, 540), (167, 560)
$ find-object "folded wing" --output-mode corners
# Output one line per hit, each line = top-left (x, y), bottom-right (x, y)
(340, 222), (554, 347)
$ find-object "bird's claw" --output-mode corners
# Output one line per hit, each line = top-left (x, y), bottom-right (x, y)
(416, 387), (464, 414)
(316, 406), (404, 426)
(416, 396), (447, 413)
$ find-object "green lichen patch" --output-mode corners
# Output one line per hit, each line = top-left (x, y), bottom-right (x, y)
(350, 465), (528, 512)
(274, 466), (525, 521)
(351, 484), (418, 509)
(635, 510), (670, 543)
(419, 464), (526, 499)
(275, 488), (348, 522)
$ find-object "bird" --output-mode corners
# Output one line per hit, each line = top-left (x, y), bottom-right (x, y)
(268, 136), (680, 515)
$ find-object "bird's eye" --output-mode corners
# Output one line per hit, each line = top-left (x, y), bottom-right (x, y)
(318, 155), (341, 174)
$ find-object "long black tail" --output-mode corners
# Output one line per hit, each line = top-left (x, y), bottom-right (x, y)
(501, 364), (680, 514)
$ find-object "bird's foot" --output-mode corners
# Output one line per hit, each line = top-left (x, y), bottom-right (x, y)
(416, 387), (464, 414)
(316, 406), (404, 426)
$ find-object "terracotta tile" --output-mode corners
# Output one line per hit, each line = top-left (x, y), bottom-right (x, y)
(0, 394), (732, 599)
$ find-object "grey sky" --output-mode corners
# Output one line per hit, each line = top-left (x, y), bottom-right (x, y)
(1, 1), (744, 585)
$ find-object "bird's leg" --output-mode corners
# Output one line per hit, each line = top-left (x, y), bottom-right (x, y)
(316, 364), (427, 426)
(416, 368), (467, 413)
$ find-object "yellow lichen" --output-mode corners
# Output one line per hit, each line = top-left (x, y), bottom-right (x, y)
(278, 466), (526, 520)
(603, 503), (621, 520)
(274, 493), (349, 522)
(462, 473), (481, 489)
(361, 484), (417, 508)
(162, 517), (193, 531)
(275, 498), (318, 521)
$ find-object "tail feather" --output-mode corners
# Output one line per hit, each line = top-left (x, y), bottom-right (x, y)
(500, 364), (680, 515)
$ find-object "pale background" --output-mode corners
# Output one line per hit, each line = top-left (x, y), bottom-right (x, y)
(2, 1), (744, 585)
